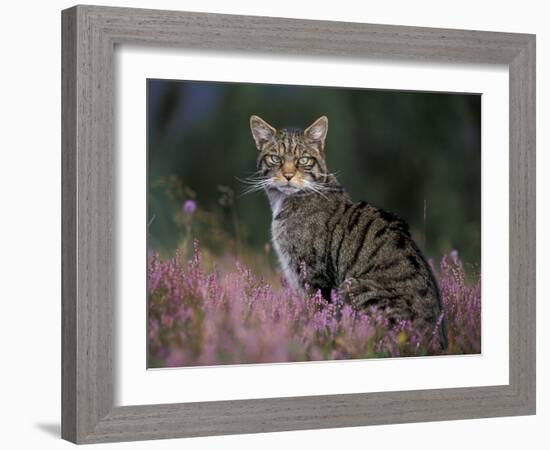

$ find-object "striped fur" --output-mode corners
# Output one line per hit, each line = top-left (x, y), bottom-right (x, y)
(249, 115), (447, 348)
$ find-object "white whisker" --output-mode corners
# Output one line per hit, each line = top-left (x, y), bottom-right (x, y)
(303, 180), (329, 200)
(238, 176), (273, 196)
(235, 175), (269, 185)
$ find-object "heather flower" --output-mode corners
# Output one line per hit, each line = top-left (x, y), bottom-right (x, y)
(182, 199), (197, 215)
(450, 249), (460, 266)
(147, 241), (481, 367)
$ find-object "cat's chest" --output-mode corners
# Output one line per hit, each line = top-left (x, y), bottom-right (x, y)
(271, 218), (298, 259)
(270, 203), (324, 266)
(271, 217), (305, 292)
(269, 195), (339, 291)
(271, 209), (311, 252)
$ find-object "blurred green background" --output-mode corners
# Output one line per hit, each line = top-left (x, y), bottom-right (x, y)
(147, 79), (481, 271)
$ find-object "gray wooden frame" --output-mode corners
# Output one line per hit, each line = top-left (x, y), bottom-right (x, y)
(61, 4), (536, 444)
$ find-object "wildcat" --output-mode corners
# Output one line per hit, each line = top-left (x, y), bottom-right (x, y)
(249, 115), (447, 348)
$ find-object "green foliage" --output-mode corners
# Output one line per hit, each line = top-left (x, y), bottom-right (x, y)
(148, 80), (480, 266)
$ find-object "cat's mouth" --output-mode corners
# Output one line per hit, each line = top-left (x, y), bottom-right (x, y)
(274, 182), (301, 195)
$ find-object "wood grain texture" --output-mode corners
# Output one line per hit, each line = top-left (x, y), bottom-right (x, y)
(508, 36), (536, 409)
(61, 4), (536, 444)
(61, 7), (77, 443)
(62, 5), (114, 443)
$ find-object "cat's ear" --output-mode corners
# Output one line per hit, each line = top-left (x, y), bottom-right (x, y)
(304, 116), (328, 150)
(250, 115), (276, 150)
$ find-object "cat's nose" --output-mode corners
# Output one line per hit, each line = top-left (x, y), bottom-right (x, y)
(283, 173), (294, 181)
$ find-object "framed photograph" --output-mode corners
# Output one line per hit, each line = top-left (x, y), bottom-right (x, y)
(61, 4), (536, 444)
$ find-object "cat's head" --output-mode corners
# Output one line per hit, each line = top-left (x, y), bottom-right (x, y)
(249, 115), (329, 195)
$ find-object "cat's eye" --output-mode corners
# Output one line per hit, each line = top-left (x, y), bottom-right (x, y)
(298, 157), (312, 166)
(268, 155), (281, 164)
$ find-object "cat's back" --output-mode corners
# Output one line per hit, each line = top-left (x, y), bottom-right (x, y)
(272, 193), (445, 345)
(273, 193), (433, 291)
(326, 200), (402, 273)
(333, 200), (443, 330)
